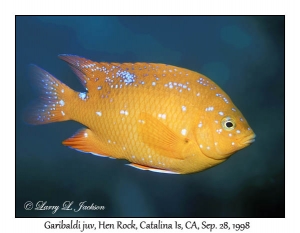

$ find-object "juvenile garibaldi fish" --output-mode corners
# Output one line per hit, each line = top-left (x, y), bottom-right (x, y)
(25, 55), (256, 174)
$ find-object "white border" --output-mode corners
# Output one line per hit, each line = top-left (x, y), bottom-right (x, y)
(2, 0), (297, 233)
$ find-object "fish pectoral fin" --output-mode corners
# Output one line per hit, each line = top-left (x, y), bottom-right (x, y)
(127, 163), (179, 174)
(62, 128), (113, 158)
(138, 113), (189, 160)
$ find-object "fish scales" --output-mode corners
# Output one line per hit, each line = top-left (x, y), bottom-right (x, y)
(24, 55), (256, 174)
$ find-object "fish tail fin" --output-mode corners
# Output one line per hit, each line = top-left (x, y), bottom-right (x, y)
(24, 65), (74, 125)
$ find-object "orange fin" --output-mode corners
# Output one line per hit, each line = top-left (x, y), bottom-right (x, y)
(59, 55), (152, 93)
(126, 163), (179, 174)
(138, 113), (189, 160)
(24, 65), (72, 125)
(58, 54), (117, 91)
(58, 54), (94, 87)
(63, 128), (114, 158)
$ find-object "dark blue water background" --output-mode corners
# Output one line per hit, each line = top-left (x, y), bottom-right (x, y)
(16, 16), (284, 217)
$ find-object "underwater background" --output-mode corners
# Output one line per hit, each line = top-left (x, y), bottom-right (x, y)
(16, 16), (284, 217)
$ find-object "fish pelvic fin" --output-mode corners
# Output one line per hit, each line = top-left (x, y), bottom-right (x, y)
(24, 65), (73, 125)
(126, 163), (180, 174)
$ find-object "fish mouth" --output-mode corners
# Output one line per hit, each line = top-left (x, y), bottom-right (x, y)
(241, 134), (256, 145)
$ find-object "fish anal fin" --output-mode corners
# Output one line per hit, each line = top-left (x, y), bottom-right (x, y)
(127, 163), (179, 174)
(138, 113), (188, 160)
(63, 128), (112, 157)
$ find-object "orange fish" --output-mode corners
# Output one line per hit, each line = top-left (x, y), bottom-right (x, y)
(25, 55), (255, 174)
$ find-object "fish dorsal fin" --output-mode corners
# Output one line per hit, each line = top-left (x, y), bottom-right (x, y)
(59, 54), (119, 91)
(59, 54), (93, 87)
(138, 113), (189, 160)
(127, 163), (179, 174)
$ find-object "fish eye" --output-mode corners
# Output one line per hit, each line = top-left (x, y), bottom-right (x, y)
(226, 122), (233, 128)
(221, 117), (236, 131)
